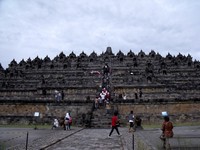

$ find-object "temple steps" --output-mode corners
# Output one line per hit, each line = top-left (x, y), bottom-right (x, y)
(90, 107), (114, 128)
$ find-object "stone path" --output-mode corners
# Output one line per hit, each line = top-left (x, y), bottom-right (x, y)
(46, 129), (124, 150)
(0, 127), (133, 150)
(1, 126), (200, 150)
(0, 127), (83, 150)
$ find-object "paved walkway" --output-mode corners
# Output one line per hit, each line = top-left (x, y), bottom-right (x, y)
(46, 128), (126, 150)
(0, 127), (132, 150)
(1, 126), (200, 150)
(0, 127), (84, 150)
(135, 126), (200, 150)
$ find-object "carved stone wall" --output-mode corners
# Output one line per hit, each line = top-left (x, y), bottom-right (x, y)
(0, 102), (92, 125)
(0, 47), (200, 102)
(0, 47), (200, 125)
(0, 102), (199, 125)
(117, 102), (200, 124)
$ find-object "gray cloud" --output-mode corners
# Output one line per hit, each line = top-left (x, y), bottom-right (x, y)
(0, 0), (200, 68)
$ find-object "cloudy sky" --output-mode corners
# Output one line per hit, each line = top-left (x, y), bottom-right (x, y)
(0, 0), (200, 69)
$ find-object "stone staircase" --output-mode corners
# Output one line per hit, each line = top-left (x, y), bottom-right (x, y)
(90, 105), (114, 128)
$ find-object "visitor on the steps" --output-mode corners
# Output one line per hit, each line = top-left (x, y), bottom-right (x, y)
(61, 90), (65, 100)
(102, 88), (110, 106)
(122, 92), (127, 100)
(100, 90), (106, 107)
(103, 63), (110, 76)
(105, 91), (110, 102)
(105, 102), (111, 115)
(54, 90), (62, 102)
(139, 88), (143, 98)
(57, 92), (61, 102)
(135, 92), (138, 99)
(54, 90), (59, 102)
(108, 111), (121, 138)
(98, 95), (103, 108)
(94, 96), (99, 109)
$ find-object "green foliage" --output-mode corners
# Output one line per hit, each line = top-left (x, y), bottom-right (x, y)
(0, 144), (6, 150)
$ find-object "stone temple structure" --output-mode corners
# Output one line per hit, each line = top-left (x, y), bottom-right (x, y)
(0, 47), (200, 126)
(1, 47), (200, 102)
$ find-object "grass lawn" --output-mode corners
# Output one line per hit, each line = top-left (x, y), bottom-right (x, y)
(1, 121), (200, 129)
(0, 124), (51, 129)
(142, 121), (200, 129)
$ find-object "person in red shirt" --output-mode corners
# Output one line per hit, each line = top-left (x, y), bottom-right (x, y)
(108, 111), (121, 137)
(160, 116), (173, 149)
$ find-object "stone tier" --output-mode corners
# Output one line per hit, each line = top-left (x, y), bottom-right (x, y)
(0, 47), (200, 102)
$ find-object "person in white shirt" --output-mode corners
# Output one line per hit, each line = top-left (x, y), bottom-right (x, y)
(52, 118), (59, 129)
(128, 111), (135, 132)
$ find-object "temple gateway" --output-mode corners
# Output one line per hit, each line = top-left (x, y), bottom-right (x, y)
(0, 47), (200, 127)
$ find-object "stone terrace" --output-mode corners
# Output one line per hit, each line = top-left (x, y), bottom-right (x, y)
(0, 47), (200, 126)
(0, 47), (200, 102)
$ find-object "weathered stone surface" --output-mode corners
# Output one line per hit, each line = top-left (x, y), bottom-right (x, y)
(1, 47), (200, 125)
(0, 47), (200, 102)
(0, 103), (92, 125)
(117, 103), (200, 124)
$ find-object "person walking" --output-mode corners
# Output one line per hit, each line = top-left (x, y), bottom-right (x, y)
(108, 111), (121, 138)
(128, 110), (135, 132)
(160, 116), (174, 149)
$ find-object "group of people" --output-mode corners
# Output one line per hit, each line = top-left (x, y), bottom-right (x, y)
(128, 111), (173, 149)
(52, 109), (173, 149)
(108, 110), (173, 150)
(108, 110), (137, 138)
(118, 88), (143, 100)
(94, 88), (110, 110)
(52, 112), (72, 130)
